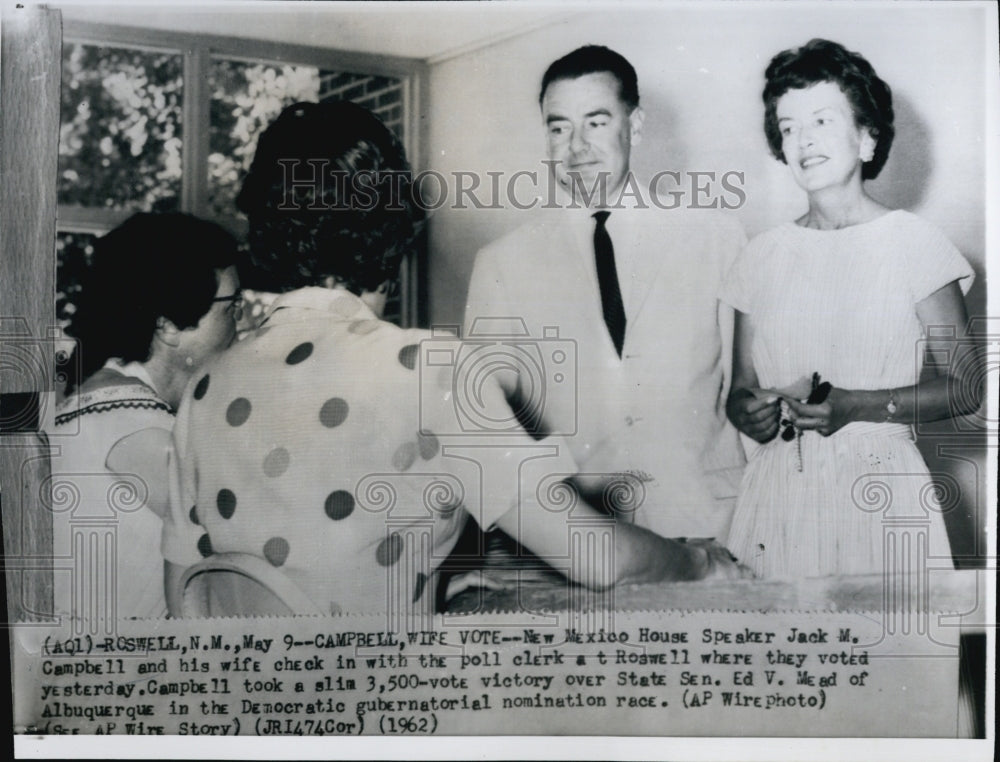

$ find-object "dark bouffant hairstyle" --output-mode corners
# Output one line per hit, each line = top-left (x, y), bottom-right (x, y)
(235, 100), (424, 294)
(763, 38), (895, 180)
(64, 212), (240, 392)
(539, 45), (640, 111)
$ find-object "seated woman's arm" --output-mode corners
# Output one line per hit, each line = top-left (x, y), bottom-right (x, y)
(106, 426), (191, 615)
(161, 413), (205, 617)
(105, 426), (173, 518)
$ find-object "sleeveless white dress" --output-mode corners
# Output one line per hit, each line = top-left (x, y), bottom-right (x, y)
(720, 211), (974, 578)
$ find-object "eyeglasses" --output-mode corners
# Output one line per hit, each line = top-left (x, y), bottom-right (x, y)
(213, 292), (244, 321)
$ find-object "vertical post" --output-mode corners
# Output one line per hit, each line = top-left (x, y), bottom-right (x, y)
(407, 64), (430, 328)
(0, 4), (63, 625)
(181, 43), (209, 216)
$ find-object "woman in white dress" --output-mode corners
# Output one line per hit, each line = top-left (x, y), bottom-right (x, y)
(52, 213), (242, 619)
(722, 39), (982, 579)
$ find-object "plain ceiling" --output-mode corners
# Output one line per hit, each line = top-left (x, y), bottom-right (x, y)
(54, 1), (579, 63)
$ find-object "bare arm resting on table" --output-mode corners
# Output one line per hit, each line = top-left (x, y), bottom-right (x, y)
(492, 497), (751, 589)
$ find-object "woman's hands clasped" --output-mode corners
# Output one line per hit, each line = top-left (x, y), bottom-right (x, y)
(784, 387), (853, 437)
(729, 382), (854, 441)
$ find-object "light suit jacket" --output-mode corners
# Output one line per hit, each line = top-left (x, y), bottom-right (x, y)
(464, 203), (747, 539)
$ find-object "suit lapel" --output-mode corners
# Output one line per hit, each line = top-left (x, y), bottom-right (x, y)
(623, 211), (672, 329)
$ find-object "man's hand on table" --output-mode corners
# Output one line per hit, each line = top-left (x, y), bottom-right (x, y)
(680, 537), (755, 581)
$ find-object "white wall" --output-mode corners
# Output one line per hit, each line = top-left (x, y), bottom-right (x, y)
(423, 2), (994, 559)
(424, 2), (989, 327)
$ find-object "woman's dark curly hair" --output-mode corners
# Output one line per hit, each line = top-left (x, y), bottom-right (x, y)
(64, 212), (240, 392)
(763, 39), (894, 180)
(236, 100), (424, 294)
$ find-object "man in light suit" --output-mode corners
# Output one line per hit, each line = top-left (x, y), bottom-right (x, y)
(464, 45), (746, 539)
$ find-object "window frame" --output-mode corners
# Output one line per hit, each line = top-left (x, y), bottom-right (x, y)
(59, 19), (428, 326)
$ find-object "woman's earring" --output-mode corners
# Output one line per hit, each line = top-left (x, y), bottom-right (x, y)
(860, 135), (876, 163)
(184, 356), (194, 368)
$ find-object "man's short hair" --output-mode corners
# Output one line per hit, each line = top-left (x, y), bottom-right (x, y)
(539, 45), (640, 112)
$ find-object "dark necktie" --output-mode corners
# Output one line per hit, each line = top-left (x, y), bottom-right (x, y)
(592, 210), (626, 357)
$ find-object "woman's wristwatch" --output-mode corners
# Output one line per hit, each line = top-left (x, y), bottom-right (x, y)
(885, 388), (898, 421)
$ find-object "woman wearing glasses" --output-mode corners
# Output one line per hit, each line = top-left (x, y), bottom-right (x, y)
(52, 212), (241, 618)
(722, 40), (981, 579)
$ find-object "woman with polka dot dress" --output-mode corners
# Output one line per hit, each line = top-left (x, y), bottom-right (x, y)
(163, 101), (750, 618)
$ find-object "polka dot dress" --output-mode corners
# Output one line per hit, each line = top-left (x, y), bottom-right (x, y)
(164, 287), (481, 614)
